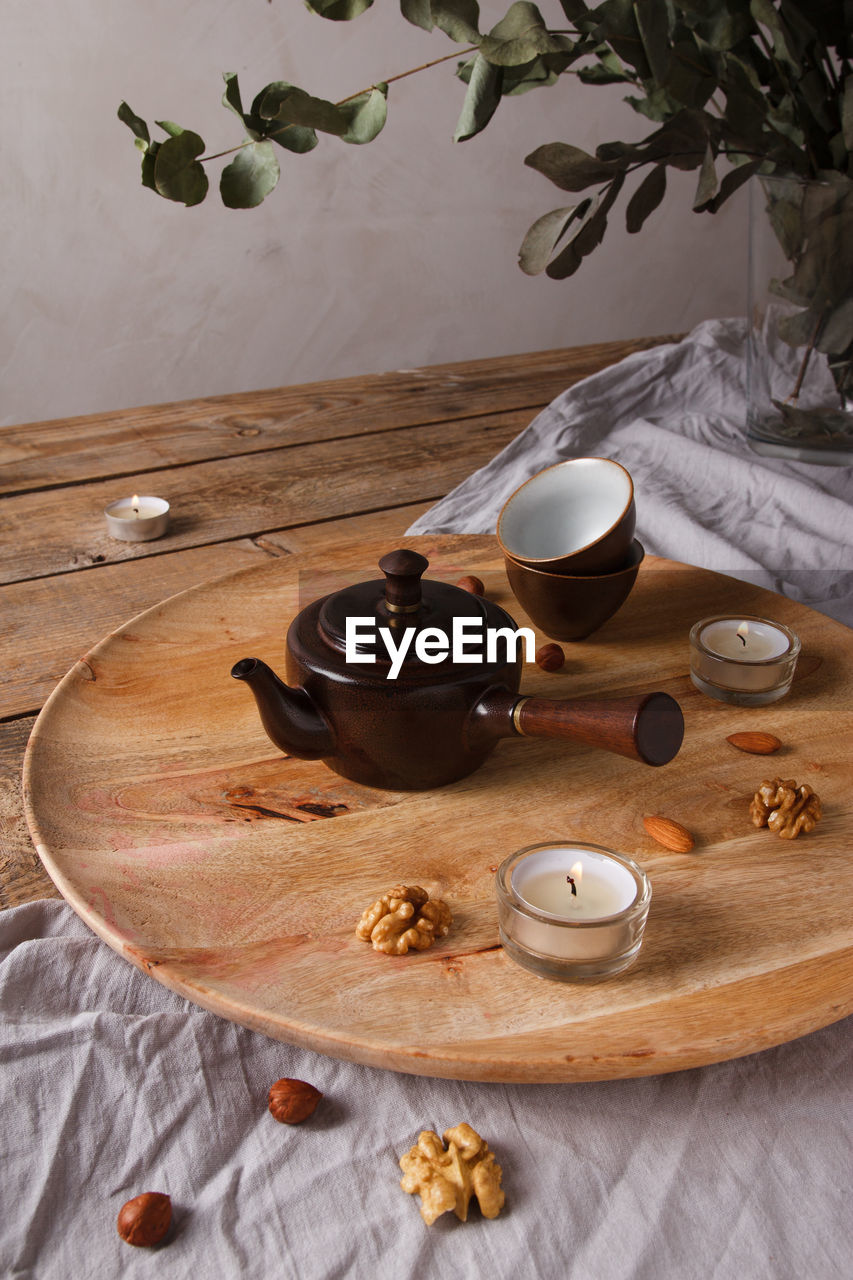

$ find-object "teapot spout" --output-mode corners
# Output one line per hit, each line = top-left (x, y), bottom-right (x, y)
(231, 658), (335, 761)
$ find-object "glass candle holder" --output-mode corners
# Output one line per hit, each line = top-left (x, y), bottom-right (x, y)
(495, 842), (652, 982)
(689, 615), (800, 707)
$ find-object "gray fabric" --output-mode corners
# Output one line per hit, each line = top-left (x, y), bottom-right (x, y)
(4, 322), (851, 1277)
(1, 901), (850, 1279)
(408, 319), (853, 626)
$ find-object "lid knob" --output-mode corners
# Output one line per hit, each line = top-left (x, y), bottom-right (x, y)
(379, 549), (429, 613)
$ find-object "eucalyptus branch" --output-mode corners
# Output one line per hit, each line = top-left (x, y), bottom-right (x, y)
(201, 140), (253, 163)
(753, 25), (820, 172)
(788, 310), (825, 403)
(336, 45), (478, 106)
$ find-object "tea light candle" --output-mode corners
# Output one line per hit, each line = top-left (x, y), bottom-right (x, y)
(495, 842), (652, 981)
(689, 615), (800, 706)
(104, 495), (170, 542)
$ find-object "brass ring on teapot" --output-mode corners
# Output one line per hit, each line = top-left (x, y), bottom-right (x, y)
(384, 600), (422, 614)
(512, 696), (530, 735)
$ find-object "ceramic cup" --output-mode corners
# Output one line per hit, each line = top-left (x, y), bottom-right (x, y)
(497, 458), (635, 575)
(505, 540), (645, 641)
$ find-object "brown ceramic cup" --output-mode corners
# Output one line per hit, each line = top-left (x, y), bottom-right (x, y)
(497, 458), (636, 575)
(505, 540), (645, 641)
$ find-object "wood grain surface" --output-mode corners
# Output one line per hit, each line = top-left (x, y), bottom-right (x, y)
(0, 339), (675, 495)
(23, 537), (853, 1082)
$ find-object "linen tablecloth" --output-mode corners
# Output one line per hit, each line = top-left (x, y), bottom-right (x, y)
(408, 319), (853, 627)
(3, 321), (851, 1278)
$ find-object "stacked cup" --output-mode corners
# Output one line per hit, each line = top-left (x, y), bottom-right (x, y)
(497, 458), (642, 641)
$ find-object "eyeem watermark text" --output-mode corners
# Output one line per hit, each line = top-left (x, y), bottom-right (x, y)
(346, 617), (536, 680)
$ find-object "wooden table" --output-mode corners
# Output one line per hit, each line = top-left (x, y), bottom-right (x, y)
(0, 336), (674, 909)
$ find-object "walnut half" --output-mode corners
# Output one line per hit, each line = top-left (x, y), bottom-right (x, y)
(749, 777), (821, 839)
(355, 885), (451, 954)
(399, 1123), (505, 1225)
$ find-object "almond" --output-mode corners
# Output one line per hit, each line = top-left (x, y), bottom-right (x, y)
(643, 814), (695, 853)
(726, 731), (781, 755)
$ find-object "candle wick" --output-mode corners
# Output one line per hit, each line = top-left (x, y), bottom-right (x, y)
(567, 875), (577, 897)
(738, 632), (746, 646)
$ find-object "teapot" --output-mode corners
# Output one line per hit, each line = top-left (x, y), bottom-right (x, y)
(231, 549), (683, 790)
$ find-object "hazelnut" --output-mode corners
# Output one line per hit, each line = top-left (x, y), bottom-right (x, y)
(455, 575), (485, 596)
(535, 643), (565, 672)
(268, 1077), (323, 1124)
(116, 1192), (172, 1247)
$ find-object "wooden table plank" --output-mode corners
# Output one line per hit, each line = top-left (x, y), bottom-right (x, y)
(0, 410), (529, 584)
(258, 502), (431, 556)
(0, 337), (677, 495)
(0, 541), (273, 719)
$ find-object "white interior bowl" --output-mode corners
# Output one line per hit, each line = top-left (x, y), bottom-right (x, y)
(497, 458), (635, 573)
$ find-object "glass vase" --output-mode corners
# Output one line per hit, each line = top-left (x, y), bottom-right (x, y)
(746, 174), (853, 466)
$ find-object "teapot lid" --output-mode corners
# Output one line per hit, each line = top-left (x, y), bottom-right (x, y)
(317, 549), (492, 666)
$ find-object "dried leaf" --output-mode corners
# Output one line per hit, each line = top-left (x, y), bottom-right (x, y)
(625, 164), (666, 232)
(433, 0), (481, 44)
(749, 0), (801, 72)
(501, 50), (576, 95)
(775, 306), (820, 348)
(518, 204), (585, 274)
(770, 399), (853, 443)
(253, 84), (319, 153)
(153, 127), (208, 206)
(634, 0), (672, 85)
(454, 54), (502, 142)
(140, 140), (160, 191)
(842, 73), (853, 154)
(577, 47), (630, 85)
(692, 4), (754, 52)
(816, 297), (853, 357)
(259, 84), (348, 137)
(524, 141), (618, 191)
(701, 158), (760, 213)
(480, 2), (567, 67)
(222, 72), (248, 128)
(594, 0), (652, 79)
(117, 101), (150, 147)
(400, 0), (434, 30)
(692, 143), (719, 210)
(220, 141), (280, 208)
(533, 196), (601, 278)
(545, 171), (624, 277)
(304, 0), (373, 18)
(763, 179), (805, 259)
(339, 84), (388, 144)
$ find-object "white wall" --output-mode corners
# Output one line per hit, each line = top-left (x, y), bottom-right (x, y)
(2, 2), (747, 426)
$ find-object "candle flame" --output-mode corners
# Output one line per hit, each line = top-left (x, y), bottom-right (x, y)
(570, 860), (583, 888)
(131, 494), (140, 517)
(736, 621), (749, 647)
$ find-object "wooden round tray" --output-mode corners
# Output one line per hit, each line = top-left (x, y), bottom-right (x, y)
(24, 536), (853, 1082)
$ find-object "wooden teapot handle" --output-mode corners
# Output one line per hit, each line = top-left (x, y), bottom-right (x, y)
(512, 691), (684, 766)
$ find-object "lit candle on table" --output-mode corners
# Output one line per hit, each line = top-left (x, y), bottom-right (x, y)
(689, 615), (800, 706)
(495, 842), (652, 981)
(104, 494), (171, 542)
